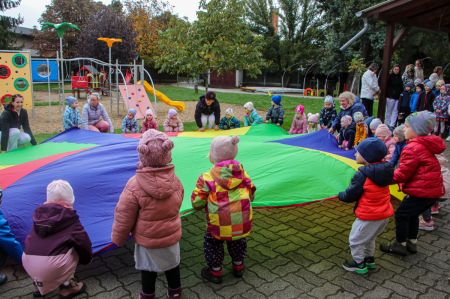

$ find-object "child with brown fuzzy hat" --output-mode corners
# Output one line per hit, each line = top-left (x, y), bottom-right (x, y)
(191, 136), (256, 284)
(112, 129), (184, 299)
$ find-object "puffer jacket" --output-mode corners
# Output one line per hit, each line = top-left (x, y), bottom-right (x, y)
(338, 124), (356, 150)
(244, 110), (263, 126)
(319, 107), (337, 128)
(219, 116), (240, 130)
(121, 116), (139, 133)
(163, 117), (183, 132)
(289, 115), (308, 134)
(191, 160), (256, 241)
(112, 165), (184, 248)
(331, 104), (367, 132)
(339, 162), (394, 221)
(434, 94), (450, 120)
(63, 106), (82, 130)
(394, 135), (445, 198)
(266, 105), (285, 125)
(81, 103), (113, 132)
(141, 118), (158, 133)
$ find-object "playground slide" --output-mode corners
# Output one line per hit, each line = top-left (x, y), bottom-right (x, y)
(140, 81), (186, 112)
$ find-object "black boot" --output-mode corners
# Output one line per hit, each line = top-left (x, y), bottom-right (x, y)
(406, 240), (417, 254)
(167, 287), (182, 299)
(380, 241), (408, 256)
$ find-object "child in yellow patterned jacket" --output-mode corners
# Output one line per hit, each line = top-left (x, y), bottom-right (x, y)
(353, 112), (368, 146)
(191, 135), (256, 284)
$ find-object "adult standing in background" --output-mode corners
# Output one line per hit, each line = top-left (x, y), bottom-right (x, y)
(429, 66), (444, 87)
(385, 65), (404, 129)
(414, 59), (424, 82)
(360, 63), (380, 117)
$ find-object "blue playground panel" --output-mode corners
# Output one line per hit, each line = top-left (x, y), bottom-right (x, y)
(31, 59), (59, 82)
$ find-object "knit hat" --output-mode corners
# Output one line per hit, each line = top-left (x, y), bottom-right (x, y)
(425, 81), (433, 89)
(168, 108), (177, 118)
(416, 83), (424, 91)
(353, 111), (364, 123)
(308, 113), (319, 123)
(137, 129), (174, 168)
(46, 180), (75, 205)
(393, 125), (405, 141)
(435, 80), (445, 88)
(356, 137), (387, 163)
(209, 135), (239, 164)
(414, 78), (423, 86)
(272, 95), (282, 106)
(65, 96), (77, 106)
(324, 95), (334, 104)
(145, 108), (154, 116)
(340, 115), (352, 127)
(128, 108), (137, 116)
(405, 82), (414, 89)
(225, 108), (234, 116)
(405, 111), (436, 136)
(244, 102), (254, 111)
(369, 118), (382, 131)
(375, 124), (392, 138)
(295, 104), (304, 114)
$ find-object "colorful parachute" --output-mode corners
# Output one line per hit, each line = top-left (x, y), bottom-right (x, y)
(1, 125), (372, 255)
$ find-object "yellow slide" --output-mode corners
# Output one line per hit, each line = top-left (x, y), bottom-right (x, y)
(139, 80), (186, 112)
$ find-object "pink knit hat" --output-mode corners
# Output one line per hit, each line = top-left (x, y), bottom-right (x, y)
(375, 124), (392, 138)
(209, 136), (240, 164)
(295, 104), (304, 114)
(137, 129), (174, 168)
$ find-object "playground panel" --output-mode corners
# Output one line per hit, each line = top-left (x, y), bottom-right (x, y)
(31, 59), (59, 82)
(0, 51), (33, 109)
(119, 84), (153, 119)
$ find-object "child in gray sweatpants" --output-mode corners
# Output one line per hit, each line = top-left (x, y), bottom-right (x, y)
(338, 137), (394, 274)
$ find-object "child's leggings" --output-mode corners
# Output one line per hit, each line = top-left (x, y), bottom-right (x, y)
(204, 232), (247, 269)
(434, 120), (446, 134)
(141, 265), (180, 294)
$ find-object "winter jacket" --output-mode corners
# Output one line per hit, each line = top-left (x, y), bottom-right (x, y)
(409, 92), (424, 113)
(393, 135), (445, 198)
(331, 104), (367, 132)
(398, 89), (412, 114)
(23, 203), (92, 265)
(141, 118), (158, 133)
(414, 67), (424, 82)
(112, 165), (184, 248)
(417, 91), (435, 112)
(219, 116), (240, 130)
(0, 104), (36, 151)
(354, 122), (368, 146)
(433, 94), (450, 120)
(121, 116), (139, 133)
(194, 96), (220, 128)
(360, 69), (380, 100)
(0, 209), (23, 263)
(63, 106), (82, 130)
(383, 137), (396, 162)
(338, 124), (356, 150)
(266, 105), (285, 125)
(390, 140), (406, 168)
(338, 163), (394, 221)
(82, 103), (113, 133)
(289, 115), (308, 134)
(386, 73), (404, 100)
(402, 72), (414, 87)
(429, 73), (444, 87)
(191, 160), (256, 241)
(244, 110), (264, 126)
(319, 107), (337, 128)
(163, 117), (183, 132)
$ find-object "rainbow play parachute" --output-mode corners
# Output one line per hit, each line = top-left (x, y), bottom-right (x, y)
(2, 125), (396, 256)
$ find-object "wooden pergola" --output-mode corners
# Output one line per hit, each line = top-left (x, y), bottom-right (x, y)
(359, 0), (450, 120)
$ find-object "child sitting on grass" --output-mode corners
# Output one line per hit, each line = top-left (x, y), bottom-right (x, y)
(338, 115), (355, 150)
(319, 96), (337, 129)
(380, 111), (445, 256)
(289, 104), (307, 134)
(63, 96), (82, 130)
(163, 109), (184, 133)
(191, 136), (256, 284)
(338, 138), (394, 274)
(243, 102), (263, 126)
(265, 95), (284, 126)
(219, 108), (240, 130)
(368, 118), (382, 137)
(141, 109), (158, 133)
(375, 124), (396, 162)
(122, 108), (139, 133)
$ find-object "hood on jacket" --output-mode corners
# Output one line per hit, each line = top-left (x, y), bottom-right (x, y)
(359, 163), (394, 187)
(136, 165), (178, 200)
(32, 203), (78, 238)
(210, 160), (245, 190)
(412, 135), (446, 155)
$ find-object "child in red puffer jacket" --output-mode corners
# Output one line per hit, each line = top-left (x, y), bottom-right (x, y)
(380, 111), (445, 256)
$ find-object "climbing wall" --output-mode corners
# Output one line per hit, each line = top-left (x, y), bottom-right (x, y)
(0, 51), (33, 109)
(118, 84), (153, 119)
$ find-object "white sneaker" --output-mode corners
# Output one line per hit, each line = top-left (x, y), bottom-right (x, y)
(446, 136), (450, 142)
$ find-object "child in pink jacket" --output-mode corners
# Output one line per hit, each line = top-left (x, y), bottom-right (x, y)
(141, 109), (158, 133)
(289, 104), (308, 134)
(163, 109), (184, 132)
(112, 129), (184, 299)
(375, 124), (396, 162)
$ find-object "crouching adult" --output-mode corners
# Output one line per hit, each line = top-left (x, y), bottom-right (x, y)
(82, 93), (114, 133)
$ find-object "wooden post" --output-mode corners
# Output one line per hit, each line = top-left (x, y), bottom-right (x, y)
(378, 22), (395, 121)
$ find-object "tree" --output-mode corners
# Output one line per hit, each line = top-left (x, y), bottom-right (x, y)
(0, 0), (23, 49)
(75, 5), (136, 63)
(33, 0), (104, 58)
(155, 0), (266, 87)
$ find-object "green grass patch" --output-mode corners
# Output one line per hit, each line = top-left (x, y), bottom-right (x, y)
(34, 101), (60, 106)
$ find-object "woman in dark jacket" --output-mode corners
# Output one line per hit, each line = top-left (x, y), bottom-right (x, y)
(385, 65), (404, 129)
(0, 94), (36, 152)
(194, 91), (221, 131)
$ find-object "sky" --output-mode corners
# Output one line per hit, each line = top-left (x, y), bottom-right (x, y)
(3, 0), (200, 28)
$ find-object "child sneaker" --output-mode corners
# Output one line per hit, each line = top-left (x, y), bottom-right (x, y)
(201, 267), (222, 284)
(364, 256), (376, 270)
(431, 202), (441, 215)
(342, 260), (368, 275)
(232, 263), (245, 278)
(419, 217), (435, 231)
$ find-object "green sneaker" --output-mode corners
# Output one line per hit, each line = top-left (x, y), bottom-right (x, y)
(364, 256), (376, 270)
(342, 260), (368, 275)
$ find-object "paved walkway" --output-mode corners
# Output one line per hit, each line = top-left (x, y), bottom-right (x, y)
(1, 197), (449, 298)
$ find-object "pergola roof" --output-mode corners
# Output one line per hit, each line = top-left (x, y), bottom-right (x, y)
(360, 0), (450, 33)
